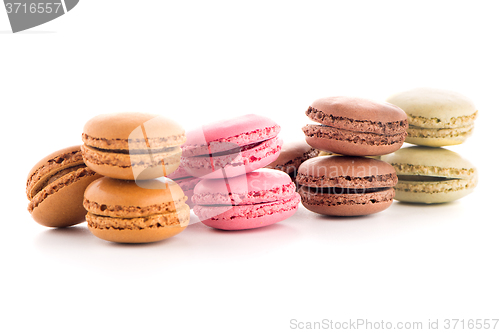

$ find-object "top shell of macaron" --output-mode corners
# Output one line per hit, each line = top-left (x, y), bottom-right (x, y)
(82, 112), (186, 151)
(308, 96), (408, 130)
(192, 169), (295, 205)
(386, 88), (477, 124)
(182, 114), (280, 156)
(297, 155), (397, 188)
(84, 177), (186, 217)
(381, 146), (476, 179)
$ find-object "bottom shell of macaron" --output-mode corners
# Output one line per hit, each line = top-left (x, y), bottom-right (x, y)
(86, 206), (190, 243)
(405, 125), (473, 147)
(298, 187), (395, 216)
(194, 193), (301, 231)
(394, 178), (476, 204)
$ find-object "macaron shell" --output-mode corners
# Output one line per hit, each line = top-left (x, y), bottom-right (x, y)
(405, 128), (473, 147)
(81, 144), (182, 180)
(84, 177), (186, 212)
(310, 96), (408, 124)
(86, 200), (190, 243)
(301, 194), (393, 216)
(394, 178), (477, 204)
(195, 193), (300, 230)
(88, 223), (187, 243)
(31, 172), (102, 228)
(83, 113), (186, 149)
(381, 146), (476, 177)
(305, 133), (404, 156)
(405, 135), (468, 147)
(386, 88), (477, 124)
(182, 114), (280, 153)
(182, 137), (282, 179)
(82, 154), (180, 181)
(201, 206), (298, 231)
(193, 169), (296, 206)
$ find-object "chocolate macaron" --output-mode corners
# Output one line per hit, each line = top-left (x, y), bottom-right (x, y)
(297, 155), (398, 216)
(266, 140), (319, 180)
(82, 112), (185, 180)
(303, 97), (408, 156)
(84, 177), (190, 243)
(27, 145), (102, 227)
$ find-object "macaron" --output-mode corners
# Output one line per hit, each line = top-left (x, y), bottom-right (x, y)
(386, 88), (478, 146)
(381, 146), (478, 203)
(192, 169), (300, 230)
(296, 156), (398, 216)
(26, 145), (102, 227)
(166, 165), (201, 208)
(82, 112), (186, 180)
(84, 177), (190, 243)
(181, 114), (282, 179)
(303, 97), (408, 156)
(266, 140), (319, 179)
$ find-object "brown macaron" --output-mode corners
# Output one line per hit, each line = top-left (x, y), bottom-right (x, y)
(82, 112), (186, 180)
(84, 177), (190, 243)
(296, 155), (398, 216)
(27, 145), (102, 227)
(266, 140), (319, 179)
(303, 97), (408, 156)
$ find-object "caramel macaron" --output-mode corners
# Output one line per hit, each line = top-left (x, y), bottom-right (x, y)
(303, 97), (408, 156)
(84, 177), (190, 243)
(82, 113), (186, 180)
(27, 145), (102, 227)
(297, 155), (398, 216)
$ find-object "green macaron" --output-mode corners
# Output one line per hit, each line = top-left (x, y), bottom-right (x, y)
(381, 146), (477, 203)
(386, 88), (478, 147)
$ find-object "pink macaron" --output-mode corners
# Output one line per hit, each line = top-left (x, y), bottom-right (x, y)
(181, 114), (283, 179)
(192, 169), (300, 230)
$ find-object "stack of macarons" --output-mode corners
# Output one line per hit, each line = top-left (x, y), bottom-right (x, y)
(299, 96), (409, 216)
(183, 114), (301, 230)
(80, 112), (190, 243)
(382, 88), (478, 203)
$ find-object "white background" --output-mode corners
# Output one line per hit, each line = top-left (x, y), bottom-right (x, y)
(1, 1), (498, 332)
